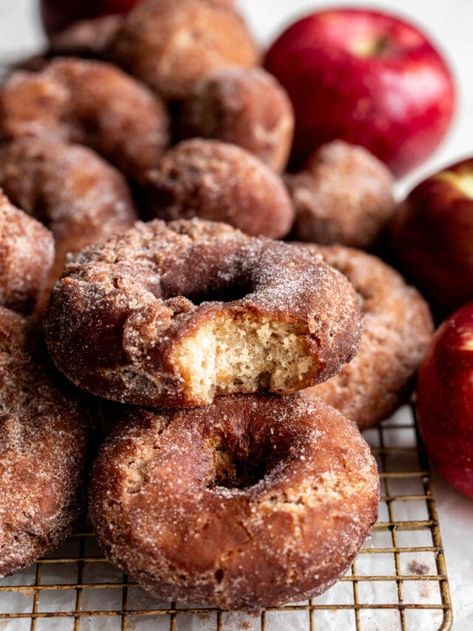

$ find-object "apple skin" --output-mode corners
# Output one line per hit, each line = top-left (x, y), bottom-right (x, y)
(391, 157), (473, 313)
(417, 303), (473, 497)
(40, 0), (141, 34)
(264, 8), (456, 176)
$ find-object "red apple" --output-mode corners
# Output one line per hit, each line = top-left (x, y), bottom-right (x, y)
(391, 157), (473, 313)
(264, 8), (456, 176)
(40, 0), (141, 34)
(417, 303), (473, 497)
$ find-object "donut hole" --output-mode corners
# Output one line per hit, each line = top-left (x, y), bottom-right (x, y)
(173, 314), (315, 404)
(209, 438), (277, 491)
(184, 280), (253, 305)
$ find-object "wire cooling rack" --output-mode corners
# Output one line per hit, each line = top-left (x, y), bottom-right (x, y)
(0, 404), (452, 631)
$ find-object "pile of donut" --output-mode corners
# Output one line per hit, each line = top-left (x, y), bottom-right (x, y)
(0, 0), (435, 612)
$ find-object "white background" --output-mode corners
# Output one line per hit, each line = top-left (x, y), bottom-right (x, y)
(1, 0), (473, 629)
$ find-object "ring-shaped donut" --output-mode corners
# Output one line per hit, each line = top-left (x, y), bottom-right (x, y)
(179, 68), (294, 172)
(1, 58), (169, 180)
(107, 0), (259, 100)
(0, 192), (54, 314)
(0, 137), (138, 289)
(302, 245), (433, 428)
(45, 219), (362, 407)
(0, 307), (87, 577)
(144, 140), (295, 239)
(89, 393), (379, 609)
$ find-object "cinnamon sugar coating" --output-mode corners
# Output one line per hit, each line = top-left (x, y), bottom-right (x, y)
(286, 141), (395, 248)
(0, 307), (87, 577)
(145, 140), (294, 238)
(180, 68), (294, 172)
(89, 394), (379, 610)
(0, 137), (138, 288)
(1, 58), (169, 180)
(301, 245), (434, 429)
(0, 192), (54, 314)
(45, 219), (362, 407)
(107, 0), (259, 100)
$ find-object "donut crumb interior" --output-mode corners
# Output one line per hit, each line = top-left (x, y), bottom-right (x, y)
(173, 313), (314, 403)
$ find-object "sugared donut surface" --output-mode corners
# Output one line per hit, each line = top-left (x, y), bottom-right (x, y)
(0, 306), (87, 577)
(145, 139), (294, 239)
(301, 245), (434, 429)
(286, 141), (395, 248)
(107, 0), (259, 100)
(180, 67), (294, 172)
(1, 58), (169, 180)
(0, 137), (138, 284)
(45, 219), (362, 408)
(0, 191), (54, 314)
(89, 393), (379, 610)
(47, 1), (239, 61)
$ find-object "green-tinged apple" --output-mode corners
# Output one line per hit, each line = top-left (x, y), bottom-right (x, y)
(391, 157), (473, 313)
(417, 303), (473, 497)
(265, 8), (456, 176)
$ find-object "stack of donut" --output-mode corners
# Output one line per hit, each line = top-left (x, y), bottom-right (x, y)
(0, 194), (87, 577)
(0, 0), (434, 612)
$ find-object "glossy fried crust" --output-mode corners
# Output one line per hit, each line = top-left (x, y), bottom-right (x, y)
(302, 245), (434, 429)
(0, 137), (137, 284)
(89, 394), (379, 610)
(45, 219), (362, 407)
(180, 68), (294, 172)
(108, 0), (259, 100)
(0, 192), (54, 314)
(0, 307), (87, 577)
(1, 58), (169, 180)
(145, 140), (294, 238)
(287, 141), (395, 248)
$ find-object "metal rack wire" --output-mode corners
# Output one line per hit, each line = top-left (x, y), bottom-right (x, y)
(0, 404), (452, 631)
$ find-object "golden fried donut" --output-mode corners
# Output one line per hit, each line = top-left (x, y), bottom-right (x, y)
(45, 219), (362, 407)
(1, 58), (169, 180)
(89, 393), (379, 609)
(302, 245), (433, 429)
(108, 0), (259, 100)
(286, 141), (395, 248)
(0, 137), (138, 286)
(0, 191), (54, 314)
(180, 67), (294, 172)
(0, 307), (87, 577)
(145, 140), (294, 238)
(47, 2), (240, 60)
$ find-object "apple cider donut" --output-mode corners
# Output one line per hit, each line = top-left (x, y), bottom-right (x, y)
(286, 141), (395, 248)
(0, 137), (138, 285)
(1, 58), (169, 180)
(107, 0), (259, 100)
(0, 191), (54, 314)
(302, 245), (434, 429)
(45, 219), (362, 407)
(145, 140), (294, 239)
(0, 307), (87, 577)
(180, 68), (294, 172)
(89, 394), (379, 610)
